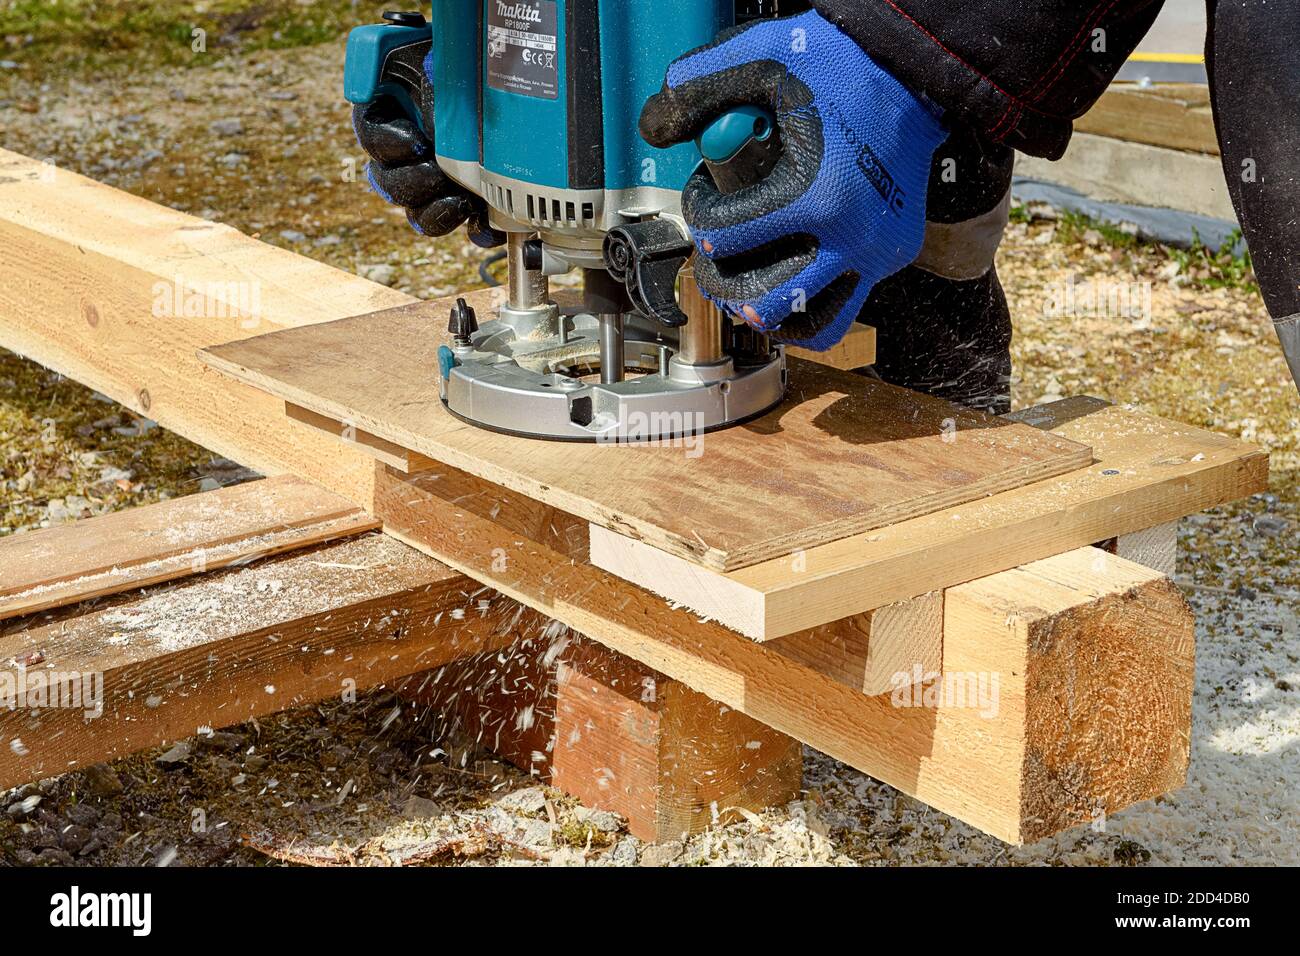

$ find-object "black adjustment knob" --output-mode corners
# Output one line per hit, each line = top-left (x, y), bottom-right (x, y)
(448, 298), (478, 346)
(522, 238), (544, 272)
(383, 10), (428, 27)
(603, 220), (694, 328)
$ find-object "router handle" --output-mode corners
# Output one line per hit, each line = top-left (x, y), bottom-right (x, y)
(697, 106), (782, 195)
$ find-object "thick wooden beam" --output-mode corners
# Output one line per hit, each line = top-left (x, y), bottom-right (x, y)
(376, 461), (1194, 843)
(0, 475), (377, 621)
(0, 534), (519, 790)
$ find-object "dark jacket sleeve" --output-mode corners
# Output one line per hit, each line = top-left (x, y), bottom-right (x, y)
(811, 0), (1167, 159)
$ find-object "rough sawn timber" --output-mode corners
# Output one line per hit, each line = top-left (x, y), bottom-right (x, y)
(0, 475), (377, 621)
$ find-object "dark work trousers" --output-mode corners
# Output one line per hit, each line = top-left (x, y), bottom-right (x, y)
(857, 122), (1016, 415)
(859, 0), (1300, 408)
(1207, 0), (1300, 386)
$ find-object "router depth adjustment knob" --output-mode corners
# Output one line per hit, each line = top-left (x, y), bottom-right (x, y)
(448, 297), (479, 348)
(603, 220), (694, 329)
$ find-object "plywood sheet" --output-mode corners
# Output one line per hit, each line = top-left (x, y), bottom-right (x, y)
(201, 302), (1092, 571)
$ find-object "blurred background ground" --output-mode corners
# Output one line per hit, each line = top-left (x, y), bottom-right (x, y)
(0, 1), (1295, 866)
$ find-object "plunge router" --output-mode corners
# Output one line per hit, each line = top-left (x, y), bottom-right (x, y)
(345, 2), (806, 441)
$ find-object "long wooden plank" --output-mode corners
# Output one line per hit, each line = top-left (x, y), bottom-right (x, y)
(1076, 83), (1219, 156)
(0, 147), (419, 506)
(201, 301), (1093, 571)
(589, 397), (1267, 639)
(0, 534), (522, 789)
(0, 476), (377, 621)
(374, 461), (1195, 844)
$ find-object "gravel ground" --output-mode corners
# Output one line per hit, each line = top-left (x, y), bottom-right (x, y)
(0, 35), (1296, 867)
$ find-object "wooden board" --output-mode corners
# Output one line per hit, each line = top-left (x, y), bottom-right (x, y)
(590, 397), (1267, 639)
(374, 460), (1195, 844)
(0, 147), (418, 507)
(0, 476), (377, 621)
(0, 534), (519, 790)
(765, 592), (943, 695)
(201, 301), (1093, 571)
(1077, 83), (1219, 156)
(1014, 133), (1236, 223)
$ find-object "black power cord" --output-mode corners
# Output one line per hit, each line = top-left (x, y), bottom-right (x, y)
(478, 250), (507, 287)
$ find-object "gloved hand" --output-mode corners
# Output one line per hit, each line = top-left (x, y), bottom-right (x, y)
(640, 10), (948, 350)
(352, 51), (502, 247)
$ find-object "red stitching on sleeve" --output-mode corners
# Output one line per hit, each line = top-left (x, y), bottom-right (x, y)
(877, 0), (1017, 102)
(1025, 0), (1126, 104)
(874, 0), (1054, 146)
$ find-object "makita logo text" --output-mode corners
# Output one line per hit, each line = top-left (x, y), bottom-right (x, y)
(496, 1), (542, 23)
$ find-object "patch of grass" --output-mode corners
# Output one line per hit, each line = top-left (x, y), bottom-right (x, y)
(1023, 204), (1260, 294)
(1167, 227), (1258, 293)
(1054, 208), (1140, 250)
(0, 0), (375, 76)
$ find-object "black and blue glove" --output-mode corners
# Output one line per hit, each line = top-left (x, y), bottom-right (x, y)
(640, 11), (948, 350)
(351, 50), (502, 246)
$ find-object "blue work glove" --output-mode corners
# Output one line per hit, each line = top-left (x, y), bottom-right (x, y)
(640, 11), (948, 350)
(352, 50), (502, 246)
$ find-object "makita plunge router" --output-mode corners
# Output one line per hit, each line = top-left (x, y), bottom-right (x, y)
(345, 2), (808, 441)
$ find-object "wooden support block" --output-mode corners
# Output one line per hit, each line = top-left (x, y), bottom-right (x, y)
(589, 397), (1265, 639)
(404, 632), (802, 843)
(286, 402), (439, 474)
(376, 460), (1196, 844)
(555, 639), (802, 842)
(0, 534), (517, 791)
(945, 548), (1194, 838)
(766, 592), (943, 695)
(0, 475), (377, 621)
